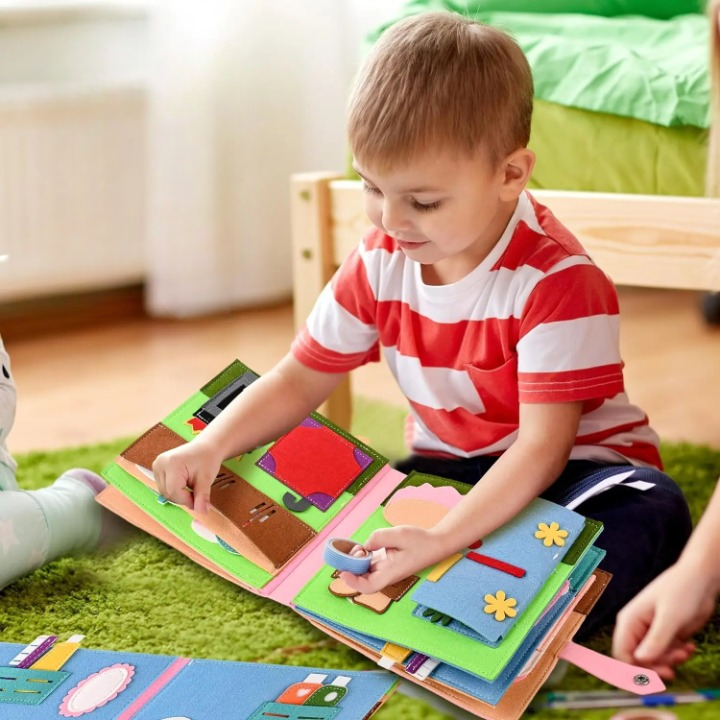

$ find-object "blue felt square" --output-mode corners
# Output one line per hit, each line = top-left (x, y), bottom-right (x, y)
(410, 498), (587, 645)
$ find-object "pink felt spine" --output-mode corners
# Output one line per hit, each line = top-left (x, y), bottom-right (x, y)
(116, 657), (191, 720)
(265, 465), (407, 605)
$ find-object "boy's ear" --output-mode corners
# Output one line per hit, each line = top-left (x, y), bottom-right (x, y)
(499, 148), (535, 201)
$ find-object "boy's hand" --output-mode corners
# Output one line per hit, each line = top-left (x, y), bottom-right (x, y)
(153, 440), (223, 515)
(339, 525), (446, 594)
(612, 562), (715, 679)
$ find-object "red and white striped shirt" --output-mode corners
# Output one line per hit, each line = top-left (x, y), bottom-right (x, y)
(292, 191), (662, 468)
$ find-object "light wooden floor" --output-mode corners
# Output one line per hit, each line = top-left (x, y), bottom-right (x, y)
(5, 287), (720, 454)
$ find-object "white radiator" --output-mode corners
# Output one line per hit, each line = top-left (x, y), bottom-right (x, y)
(0, 83), (147, 302)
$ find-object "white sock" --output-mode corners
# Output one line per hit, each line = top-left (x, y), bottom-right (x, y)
(26, 473), (103, 561)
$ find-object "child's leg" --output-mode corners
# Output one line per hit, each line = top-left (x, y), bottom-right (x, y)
(0, 469), (107, 591)
(569, 468), (692, 640)
(0, 461), (19, 491)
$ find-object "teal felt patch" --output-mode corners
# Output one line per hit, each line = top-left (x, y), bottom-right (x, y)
(0, 667), (70, 706)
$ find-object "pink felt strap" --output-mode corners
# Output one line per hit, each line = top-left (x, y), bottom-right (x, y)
(559, 642), (665, 695)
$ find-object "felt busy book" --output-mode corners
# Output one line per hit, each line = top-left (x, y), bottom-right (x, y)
(0, 635), (397, 719)
(98, 359), (666, 720)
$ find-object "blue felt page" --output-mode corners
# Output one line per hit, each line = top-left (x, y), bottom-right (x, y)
(134, 658), (395, 720)
(0, 642), (396, 720)
(295, 545), (604, 706)
(427, 545), (605, 704)
(0, 644), (174, 719)
(410, 498), (586, 644)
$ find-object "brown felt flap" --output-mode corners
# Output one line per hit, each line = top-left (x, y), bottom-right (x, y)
(330, 569), (418, 601)
(382, 575), (419, 601)
(210, 469), (316, 569)
(121, 423), (186, 469)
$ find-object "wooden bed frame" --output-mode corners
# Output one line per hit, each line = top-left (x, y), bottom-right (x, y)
(291, 172), (720, 430)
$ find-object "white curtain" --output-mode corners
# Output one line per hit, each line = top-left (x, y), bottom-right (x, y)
(146, 0), (404, 317)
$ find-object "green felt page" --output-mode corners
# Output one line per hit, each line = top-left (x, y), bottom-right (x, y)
(102, 358), (389, 590)
(160, 396), (357, 535)
(292, 507), (602, 681)
(103, 462), (272, 588)
(159, 392), (386, 535)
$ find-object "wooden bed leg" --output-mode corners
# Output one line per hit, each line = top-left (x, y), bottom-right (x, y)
(290, 172), (353, 431)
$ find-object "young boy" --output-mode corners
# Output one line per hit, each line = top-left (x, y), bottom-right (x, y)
(153, 12), (692, 637)
(0, 333), (123, 591)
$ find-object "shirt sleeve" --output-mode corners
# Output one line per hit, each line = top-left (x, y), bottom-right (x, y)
(291, 242), (380, 373)
(516, 259), (625, 403)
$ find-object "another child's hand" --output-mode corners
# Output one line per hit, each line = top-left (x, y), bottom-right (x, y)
(612, 562), (716, 679)
(339, 525), (445, 594)
(153, 440), (223, 515)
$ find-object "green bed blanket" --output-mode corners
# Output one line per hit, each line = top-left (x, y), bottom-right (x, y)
(368, 6), (710, 129)
(362, 3), (711, 196)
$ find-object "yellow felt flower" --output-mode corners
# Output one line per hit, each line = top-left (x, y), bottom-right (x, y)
(483, 591), (517, 621)
(535, 521), (569, 547)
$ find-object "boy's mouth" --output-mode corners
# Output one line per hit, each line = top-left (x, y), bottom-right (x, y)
(394, 238), (428, 251)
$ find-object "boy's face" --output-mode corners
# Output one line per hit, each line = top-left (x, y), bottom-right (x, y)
(354, 147), (526, 284)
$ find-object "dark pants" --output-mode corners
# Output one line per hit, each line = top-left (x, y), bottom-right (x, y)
(393, 454), (693, 640)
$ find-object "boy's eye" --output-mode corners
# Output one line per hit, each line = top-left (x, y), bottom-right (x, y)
(412, 199), (441, 212)
(362, 183), (382, 196)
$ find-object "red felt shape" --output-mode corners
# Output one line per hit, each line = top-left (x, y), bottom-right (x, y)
(467, 551), (527, 578)
(256, 420), (372, 511)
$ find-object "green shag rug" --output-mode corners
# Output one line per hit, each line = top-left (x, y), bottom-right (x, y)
(1, 397), (719, 720)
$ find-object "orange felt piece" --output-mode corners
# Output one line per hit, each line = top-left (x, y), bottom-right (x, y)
(383, 498), (449, 529)
(329, 577), (360, 599)
(352, 592), (394, 614)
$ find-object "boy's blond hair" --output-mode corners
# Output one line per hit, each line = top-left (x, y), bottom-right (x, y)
(348, 12), (533, 170)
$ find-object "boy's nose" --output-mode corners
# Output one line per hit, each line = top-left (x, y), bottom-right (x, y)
(382, 202), (410, 235)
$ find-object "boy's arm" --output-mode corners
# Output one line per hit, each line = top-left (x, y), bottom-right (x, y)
(341, 400), (583, 593)
(154, 353), (346, 512)
(195, 353), (345, 459)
